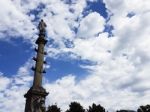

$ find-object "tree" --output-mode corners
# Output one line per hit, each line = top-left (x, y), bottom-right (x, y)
(137, 105), (150, 112)
(116, 110), (135, 112)
(66, 102), (85, 112)
(47, 104), (61, 112)
(87, 103), (105, 112)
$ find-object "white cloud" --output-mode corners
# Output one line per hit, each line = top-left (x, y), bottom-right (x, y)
(0, 0), (36, 42)
(0, 62), (32, 112)
(104, 0), (150, 15)
(0, 0), (150, 111)
(43, 56), (150, 111)
(77, 12), (105, 38)
(0, 73), (11, 91)
(44, 0), (150, 111)
(71, 33), (117, 62)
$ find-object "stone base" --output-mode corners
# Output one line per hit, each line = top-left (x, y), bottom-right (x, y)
(24, 86), (48, 98)
(24, 86), (49, 112)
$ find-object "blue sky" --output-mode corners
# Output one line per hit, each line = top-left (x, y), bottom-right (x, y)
(0, 0), (150, 112)
(0, 0), (107, 81)
(0, 38), (32, 76)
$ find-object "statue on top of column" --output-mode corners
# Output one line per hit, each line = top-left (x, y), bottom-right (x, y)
(38, 19), (47, 36)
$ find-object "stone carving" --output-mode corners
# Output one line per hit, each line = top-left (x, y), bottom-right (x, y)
(33, 97), (46, 112)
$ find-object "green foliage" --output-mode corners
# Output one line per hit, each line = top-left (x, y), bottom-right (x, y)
(137, 105), (150, 112)
(116, 110), (135, 112)
(47, 104), (61, 112)
(66, 102), (85, 112)
(46, 103), (150, 112)
(87, 103), (105, 112)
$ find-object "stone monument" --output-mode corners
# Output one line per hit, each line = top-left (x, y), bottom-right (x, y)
(24, 19), (48, 112)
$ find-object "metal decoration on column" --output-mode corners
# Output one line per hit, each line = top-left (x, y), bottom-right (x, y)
(24, 19), (49, 112)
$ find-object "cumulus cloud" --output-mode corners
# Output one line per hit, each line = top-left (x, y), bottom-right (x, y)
(44, 57), (150, 111)
(0, 0), (150, 112)
(0, 0), (36, 42)
(77, 12), (105, 38)
(0, 62), (32, 112)
(44, 0), (150, 110)
(0, 73), (11, 91)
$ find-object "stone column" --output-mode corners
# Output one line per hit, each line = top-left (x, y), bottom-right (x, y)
(33, 35), (47, 87)
(24, 20), (49, 112)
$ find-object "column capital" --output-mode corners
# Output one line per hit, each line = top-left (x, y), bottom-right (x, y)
(36, 37), (47, 45)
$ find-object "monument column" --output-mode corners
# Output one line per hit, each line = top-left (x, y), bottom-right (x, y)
(33, 31), (47, 87)
(24, 19), (49, 112)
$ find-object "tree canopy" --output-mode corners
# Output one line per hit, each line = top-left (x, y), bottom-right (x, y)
(66, 102), (85, 112)
(47, 104), (61, 112)
(137, 105), (150, 112)
(87, 103), (105, 112)
(45, 103), (150, 112)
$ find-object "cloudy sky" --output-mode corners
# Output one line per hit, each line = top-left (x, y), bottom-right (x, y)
(0, 0), (150, 111)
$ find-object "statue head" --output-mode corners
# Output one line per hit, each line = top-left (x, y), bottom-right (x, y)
(41, 19), (44, 22)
